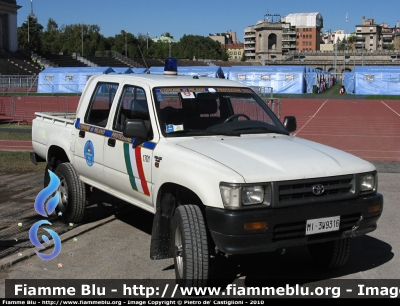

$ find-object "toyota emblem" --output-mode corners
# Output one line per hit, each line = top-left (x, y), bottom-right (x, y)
(312, 184), (325, 195)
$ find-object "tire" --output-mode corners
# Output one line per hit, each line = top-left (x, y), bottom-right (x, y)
(308, 238), (351, 269)
(172, 205), (209, 287)
(54, 162), (86, 224)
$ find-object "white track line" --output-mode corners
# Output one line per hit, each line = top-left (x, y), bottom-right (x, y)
(293, 99), (329, 136)
(381, 101), (400, 117)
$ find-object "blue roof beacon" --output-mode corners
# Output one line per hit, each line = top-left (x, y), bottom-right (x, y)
(164, 57), (178, 75)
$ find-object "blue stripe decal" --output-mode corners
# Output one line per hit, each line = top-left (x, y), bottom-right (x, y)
(75, 122), (157, 150)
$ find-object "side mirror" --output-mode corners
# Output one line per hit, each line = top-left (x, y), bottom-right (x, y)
(283, 116), (296, 133)
(123, 119), (149, 139)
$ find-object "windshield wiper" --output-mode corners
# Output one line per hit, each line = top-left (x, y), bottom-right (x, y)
(232, 126), (284, 134)
(167, 129), (241, 137)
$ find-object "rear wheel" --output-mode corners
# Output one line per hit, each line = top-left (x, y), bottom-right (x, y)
(172, 205), (209, 286)
(308, 238), (351, 269)
(54, 162), (86, 224)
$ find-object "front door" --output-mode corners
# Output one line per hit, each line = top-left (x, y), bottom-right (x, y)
(103, 83), (156, 212)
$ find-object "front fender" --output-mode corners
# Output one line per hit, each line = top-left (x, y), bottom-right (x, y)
(152, 143), (244, 209)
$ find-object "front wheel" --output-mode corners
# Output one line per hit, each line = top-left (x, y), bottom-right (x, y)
(54, 162), (86, 224)
(172, 205), (209, 286)
(308, 238), (351, 269)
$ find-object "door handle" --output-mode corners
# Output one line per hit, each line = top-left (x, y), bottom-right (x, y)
(79, 130), (85, 138)
(108, 138), (116, 147)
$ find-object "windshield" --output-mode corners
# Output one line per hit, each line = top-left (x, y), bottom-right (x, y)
(154, 87), (288, 137)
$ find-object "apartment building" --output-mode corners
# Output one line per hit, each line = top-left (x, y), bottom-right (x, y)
(286, 13), (323, 51)
(225, 43), (244, 61)
(354, 17), (398, 51)
(243, 12), (323, 62)
(209, 31), (244, 61)
(354, 17), (381, 51)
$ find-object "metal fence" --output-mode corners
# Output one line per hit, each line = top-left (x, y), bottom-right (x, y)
(251, 86), (282, 119)
(0, 75), (39, 95)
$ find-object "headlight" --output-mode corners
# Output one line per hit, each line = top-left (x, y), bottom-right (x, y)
(220, 183), (271, 209)
(359, 172), (376, 193)
(242, 186), (264, 205)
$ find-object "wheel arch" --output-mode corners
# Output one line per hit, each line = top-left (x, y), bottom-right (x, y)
(149, 182), (205, 260)
(47, 145), (70, 169)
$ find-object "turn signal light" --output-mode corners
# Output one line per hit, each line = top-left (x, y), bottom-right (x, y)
(368, 204), (382, 214)
(243, 221), (267, 231)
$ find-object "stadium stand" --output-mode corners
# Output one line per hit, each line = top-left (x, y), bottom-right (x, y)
(84, 56), (132, 67)
(0, 51), (42, 75)
(34, 52), (89, 68)
(132, 58), (164, 68)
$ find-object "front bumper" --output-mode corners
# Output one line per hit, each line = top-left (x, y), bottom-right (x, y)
(206, 193), (383, 255)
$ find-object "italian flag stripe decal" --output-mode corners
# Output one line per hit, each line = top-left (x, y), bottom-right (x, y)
(123, 143), (150, 196)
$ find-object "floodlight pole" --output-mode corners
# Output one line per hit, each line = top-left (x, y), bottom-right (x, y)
(125, 32), (127, 57)
(334, 42), (337, 74)
(362, 42), (364, 66)
(81, 24), (83, 56)
(343, 43), (347, 73)
(146, 32), (149, 50)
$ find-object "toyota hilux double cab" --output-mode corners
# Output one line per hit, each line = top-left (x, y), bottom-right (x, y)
(31, 58), (383, 286)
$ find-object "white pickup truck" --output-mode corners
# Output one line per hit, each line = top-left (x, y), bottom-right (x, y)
(31, 58), (383, 286)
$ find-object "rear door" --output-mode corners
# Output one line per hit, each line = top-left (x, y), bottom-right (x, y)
(74, 82), (119, 190)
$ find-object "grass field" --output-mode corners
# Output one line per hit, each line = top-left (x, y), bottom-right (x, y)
(0, 124), (42, 172)
(0, 151), (46, 173)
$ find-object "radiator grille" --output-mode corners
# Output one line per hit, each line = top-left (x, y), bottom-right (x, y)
(276, 175), (355, 206)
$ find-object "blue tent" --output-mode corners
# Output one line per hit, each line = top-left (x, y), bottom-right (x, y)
(110, 67), (134, 74)
(149, 66), (224, 78)
(131, 68), (148, 74)
(221, 67), (231, 79)
(305, 68), (333, 93)
(342, 71), (355, 94)
(344, 66), (400, 95)
(228, 66), (307, 94)
(37, 67), (114, 93)
(304, 67), (317, 93)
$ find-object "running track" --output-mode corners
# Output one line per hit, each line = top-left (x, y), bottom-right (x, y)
(280, 98), (400, 162)
(0, 98), (399, 162)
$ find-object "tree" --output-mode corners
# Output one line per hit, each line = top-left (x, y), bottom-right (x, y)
(178, 35), (224, 60)
(221, 46), (229, 61)
(347, 34), (357, 51)
(335, 37), (347, 51)
(41, 18), (62, 54)
(17, 15), (44, 53)
(18, 17), (227, 61)
(240, 51), (246, 62)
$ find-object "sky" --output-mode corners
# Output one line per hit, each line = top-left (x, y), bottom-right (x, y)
(16, 0), (400, 42)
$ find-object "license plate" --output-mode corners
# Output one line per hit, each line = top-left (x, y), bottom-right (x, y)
(306, 216), (340, 235)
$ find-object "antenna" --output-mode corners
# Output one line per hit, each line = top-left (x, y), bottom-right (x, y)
(137, 44), (148, 70)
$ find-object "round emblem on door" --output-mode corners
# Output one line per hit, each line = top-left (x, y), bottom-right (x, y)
(312, 184), (324, 195)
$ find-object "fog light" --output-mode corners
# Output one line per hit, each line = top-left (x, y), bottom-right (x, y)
(243, 221), (267, 231)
